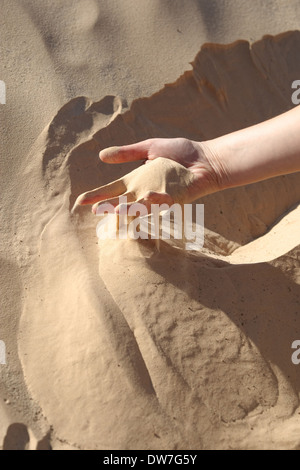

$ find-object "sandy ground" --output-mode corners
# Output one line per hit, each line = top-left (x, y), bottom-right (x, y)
(1, 0), (300, 450)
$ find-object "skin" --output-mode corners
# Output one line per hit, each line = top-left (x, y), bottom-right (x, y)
(74, 106), (300, 213)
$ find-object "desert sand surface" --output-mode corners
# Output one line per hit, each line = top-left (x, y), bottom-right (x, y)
(1, 0), (300, 450)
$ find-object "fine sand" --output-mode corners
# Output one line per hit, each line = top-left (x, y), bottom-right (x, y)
(1, 1), (300, 450)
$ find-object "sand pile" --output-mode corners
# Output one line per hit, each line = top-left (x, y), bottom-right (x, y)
(2, 0), (300, 451)
(1, 31), (298, 449)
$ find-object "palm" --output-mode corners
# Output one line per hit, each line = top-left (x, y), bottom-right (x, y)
(74, 138), (218, 213)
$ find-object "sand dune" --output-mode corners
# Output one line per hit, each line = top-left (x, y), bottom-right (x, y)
(1, 1), (300, 450)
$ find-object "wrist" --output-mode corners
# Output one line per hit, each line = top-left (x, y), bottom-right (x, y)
(201, 131), (257, 191)
(194, 139), (233, 193)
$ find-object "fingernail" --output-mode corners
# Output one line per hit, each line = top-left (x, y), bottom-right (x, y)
(71, 203), (78, 215)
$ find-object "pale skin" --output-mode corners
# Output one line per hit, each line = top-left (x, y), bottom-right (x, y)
(74, 106), (300, 212)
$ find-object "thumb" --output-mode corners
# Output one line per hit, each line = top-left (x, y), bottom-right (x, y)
(100, 140), (153, 163)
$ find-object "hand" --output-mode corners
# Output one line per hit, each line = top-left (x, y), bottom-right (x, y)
(74, 138), (221, 214)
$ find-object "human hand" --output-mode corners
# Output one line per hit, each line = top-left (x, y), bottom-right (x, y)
(74, 138), (221, 214)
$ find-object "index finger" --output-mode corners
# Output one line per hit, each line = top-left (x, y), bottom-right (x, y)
(74, 178), (126, 207)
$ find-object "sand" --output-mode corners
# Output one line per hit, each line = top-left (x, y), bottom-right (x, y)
(1, 0), (300, 450)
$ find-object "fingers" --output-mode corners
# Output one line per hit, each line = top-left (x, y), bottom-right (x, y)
(74, 179), (127, 207)
(99, 140), (152, 163)
(115, 191), (174, 215)
(92, 192), (136, 215)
